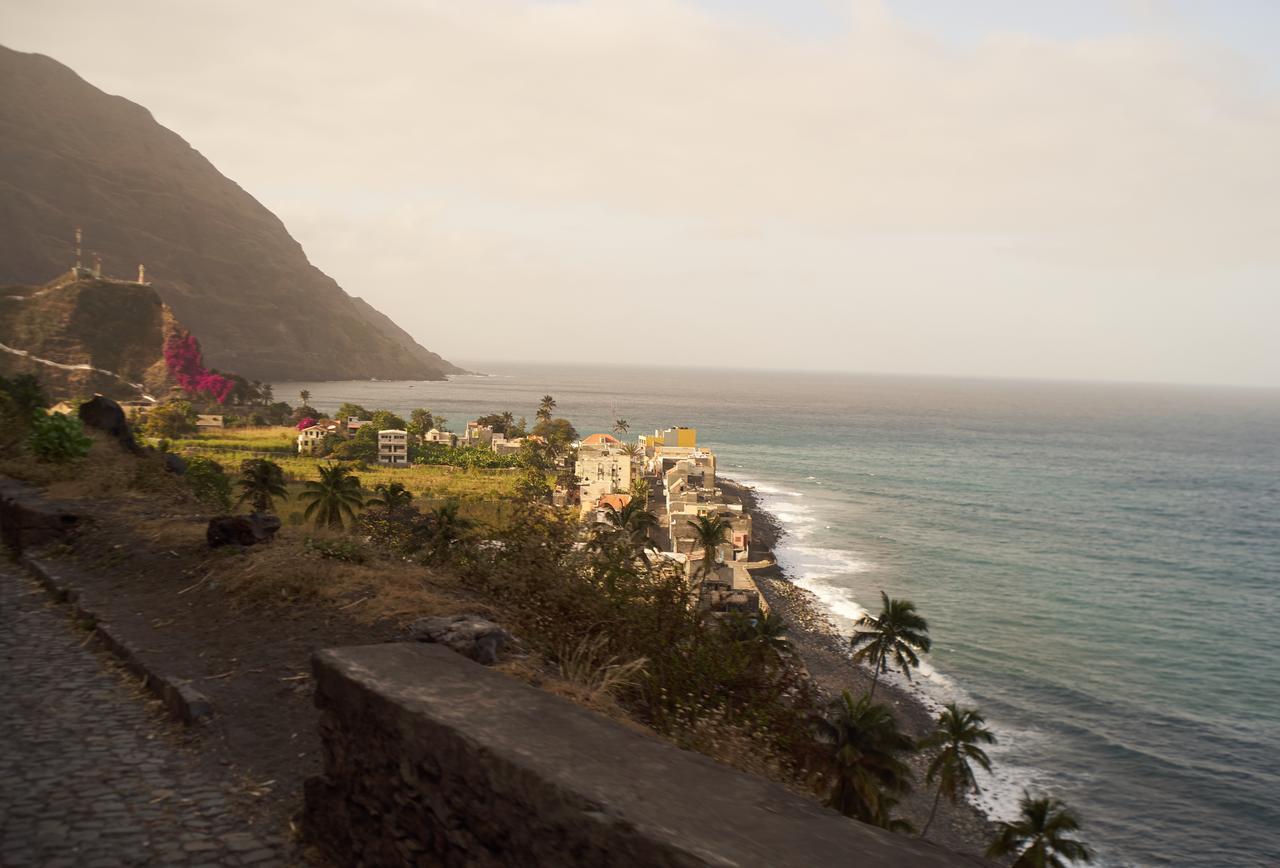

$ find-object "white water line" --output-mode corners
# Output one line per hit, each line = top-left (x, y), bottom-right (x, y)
(0, 340), (155, 401)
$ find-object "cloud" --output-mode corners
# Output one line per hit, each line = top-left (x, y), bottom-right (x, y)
(3, 0), (1279, 383)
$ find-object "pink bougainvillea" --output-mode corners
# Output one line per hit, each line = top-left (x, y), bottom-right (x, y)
(164, 331), (236, 404)
(296, 417), (317, 430)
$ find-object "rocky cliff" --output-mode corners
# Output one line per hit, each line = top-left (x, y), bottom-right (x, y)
(0, 45), (463, 383)
(0, 272), (176, 400)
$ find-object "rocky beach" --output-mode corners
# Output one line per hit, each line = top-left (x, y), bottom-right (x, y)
(719, 478), (997, 858)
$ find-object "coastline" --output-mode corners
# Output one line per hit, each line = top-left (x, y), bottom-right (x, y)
(719, 477), (997, 858)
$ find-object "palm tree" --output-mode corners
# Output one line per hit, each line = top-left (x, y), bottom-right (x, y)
(850, 591), (932, 699)
(299, 388), (311, 406)
(819, 691), (916, 828)
(235, 458), (287, 513)
(920, 704), (996, 837)
(368, 481), (414, 510)
(687, 514), (732, 586)
(988, 793), (1093, 867)
(722, 611), (791, 661)
(600, 500), (658, 551)
(613, 418), (629, 435)
(423, 499), (473, 564)
(537, 394), (556, 422)
(299, 463), (364, 528)
(499, 411), (515, 432)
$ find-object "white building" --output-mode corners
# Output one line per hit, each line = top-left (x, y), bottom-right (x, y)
(378, 429), (410, 466)
(575, 434), (632, 514)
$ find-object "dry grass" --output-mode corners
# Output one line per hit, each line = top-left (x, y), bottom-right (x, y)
(556, 634), (649, 703)
(209, 528), (471, 624)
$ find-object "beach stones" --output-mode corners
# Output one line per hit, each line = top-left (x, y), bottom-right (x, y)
(407, 614), (511, 665)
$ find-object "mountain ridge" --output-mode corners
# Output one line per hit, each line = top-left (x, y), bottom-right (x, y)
(0, 44), (464, 383)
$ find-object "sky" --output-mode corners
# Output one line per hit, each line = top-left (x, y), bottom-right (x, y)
(3, 0), (1279, 386)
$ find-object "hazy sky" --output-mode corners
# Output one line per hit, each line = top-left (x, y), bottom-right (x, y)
(4, 0), (1279, 386)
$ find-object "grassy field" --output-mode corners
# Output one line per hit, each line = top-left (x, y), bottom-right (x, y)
(168, 427), (521, 525)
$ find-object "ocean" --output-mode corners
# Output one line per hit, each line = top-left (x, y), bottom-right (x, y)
(277, 363), (1280, 867)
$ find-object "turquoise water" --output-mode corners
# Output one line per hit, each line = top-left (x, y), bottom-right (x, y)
(279, 364), (1280, 867)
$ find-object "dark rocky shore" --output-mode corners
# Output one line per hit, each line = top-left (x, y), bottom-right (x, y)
(719, 478), (998, 859)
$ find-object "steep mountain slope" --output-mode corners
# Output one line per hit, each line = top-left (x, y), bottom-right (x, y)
(0, 45), (463, 382)
(0, 273), (176, 400)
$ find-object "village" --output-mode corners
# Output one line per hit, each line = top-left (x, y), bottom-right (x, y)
(293, 415), (767, 616)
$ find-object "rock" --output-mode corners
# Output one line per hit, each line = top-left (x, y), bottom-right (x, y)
(162, 453), (187, 475)
(206, 513), (281, 548)
(406, 614), (511, 665)
(77, 396), (141, 454)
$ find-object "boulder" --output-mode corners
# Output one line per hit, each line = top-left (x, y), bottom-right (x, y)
(206, 513), (281, 548)
(162, 453), (187, 475)
(407, 614), (511, 665)
(77, 396), (141, 454)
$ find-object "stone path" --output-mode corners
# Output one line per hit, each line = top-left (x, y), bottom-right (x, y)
(0, 568), (293, 866)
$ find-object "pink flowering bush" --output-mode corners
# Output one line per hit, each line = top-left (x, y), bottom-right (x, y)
(164, 332), (236, 404)
(296, 417), (317, 430)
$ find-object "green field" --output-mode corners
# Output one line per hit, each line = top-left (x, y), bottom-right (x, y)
(168, 427), (521, 525)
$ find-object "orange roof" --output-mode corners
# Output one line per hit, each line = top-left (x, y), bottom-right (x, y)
(596, 493), (633, 512)
(582, 433), (621, 446)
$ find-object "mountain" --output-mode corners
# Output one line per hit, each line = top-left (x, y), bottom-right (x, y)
(0, 45), (463, 383)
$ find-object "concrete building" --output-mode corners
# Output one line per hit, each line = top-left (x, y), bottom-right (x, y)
(378, 429), (410, 466)
(195, 414), (224, 429)
(297, 424), (329, 455)
(346, 416), (371, 436)
(422, 429), (459, 448)
(575, 434), (633, 514)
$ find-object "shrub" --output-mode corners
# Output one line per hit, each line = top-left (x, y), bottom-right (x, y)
(303, 535), (368, 564)
(184, 456), (233, 511)
(27, 412), (92, 463)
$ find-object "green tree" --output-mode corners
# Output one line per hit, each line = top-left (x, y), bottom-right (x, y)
(299, 388), (311, 406)
(536, 394), (556, 422)
(0, 374), (47, 421)
(368, 481), (414, 510)
(236, 458), (288, 513)
(143, 401), (196, 438)
(408, 408), (434, 437)
(335, 402), (370, 421)
(988, 793), (1093, 868)
(300, 463), (365, 529)
(531, 418), (577, 451)
(687, 514), (732, 585)
(185, 456), (233, 511)
(820, 691), (916, 829)
(630, 476), (651, 504)
(850, 591), (932, 699)
(921, 704), (996, 837)
(514, 466), (553, 501)
(613, 418), (629, 435)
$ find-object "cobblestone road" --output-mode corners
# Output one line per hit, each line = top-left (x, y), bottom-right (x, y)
(0, 568), (293, 866)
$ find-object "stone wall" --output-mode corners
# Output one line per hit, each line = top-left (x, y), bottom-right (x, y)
(305, 643), (986, 867)
(0, 479), (81, 556)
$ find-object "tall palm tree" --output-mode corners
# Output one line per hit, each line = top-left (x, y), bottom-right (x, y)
(499, 410), (515, 432)
(299, 463), (364, 528)
(537, 394), (556, 422)
(850, 591), (932, 699)
(819, 691), (916, 828)
(613, 418), (629, 435)
(601, 500), (659, 551)
(687, 514), (732, 585)
(299, 388), (311, 406)
(235, 458), (287, 513)
(920, 704), (996, 837)
(988, 793), (1093, 868)
(368, 481), (414, 510)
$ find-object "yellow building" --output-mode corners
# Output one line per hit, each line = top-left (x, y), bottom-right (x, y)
(641, 426), (697, 450)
